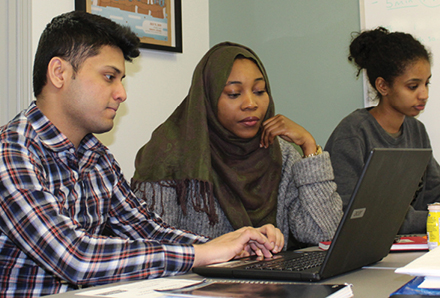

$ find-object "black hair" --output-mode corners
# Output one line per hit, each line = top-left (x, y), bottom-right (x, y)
(348, 27), (431, 99)
(33, 11), (140, 97)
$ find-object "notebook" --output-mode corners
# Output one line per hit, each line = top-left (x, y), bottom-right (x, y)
(193, 148), (432, 282)
(161, 280), (353, 298)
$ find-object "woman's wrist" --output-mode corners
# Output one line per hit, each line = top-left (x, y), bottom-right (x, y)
(300, 139), (318, 157)
(303, 145), (322, 158)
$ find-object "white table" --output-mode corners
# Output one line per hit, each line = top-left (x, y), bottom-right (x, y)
(45, 251), (424, 297)
(323, 251), (422, 297)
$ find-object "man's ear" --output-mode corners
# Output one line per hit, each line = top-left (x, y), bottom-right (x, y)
(47, 57), (69, 89)
(375, 77), (389, 97)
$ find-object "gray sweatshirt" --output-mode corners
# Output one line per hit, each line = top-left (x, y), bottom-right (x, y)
(325, 108), (440, 234)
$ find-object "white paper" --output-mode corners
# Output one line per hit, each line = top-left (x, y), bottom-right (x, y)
(395, 245), (440, 277)
(76, 278), (203, 298)
(419, 276), (440, 289)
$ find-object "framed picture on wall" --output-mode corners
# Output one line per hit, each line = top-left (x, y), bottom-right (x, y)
(75, 0), (183, 53)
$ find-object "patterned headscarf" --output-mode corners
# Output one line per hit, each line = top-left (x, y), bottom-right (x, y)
(131, 42), (282, 229)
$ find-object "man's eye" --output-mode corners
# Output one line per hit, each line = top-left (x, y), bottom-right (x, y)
(105, 74), (114, 80)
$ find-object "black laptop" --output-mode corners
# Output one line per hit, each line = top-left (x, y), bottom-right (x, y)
(193, 148), (432, 281)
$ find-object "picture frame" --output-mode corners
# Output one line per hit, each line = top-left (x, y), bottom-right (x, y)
(75, 0), (183, 53)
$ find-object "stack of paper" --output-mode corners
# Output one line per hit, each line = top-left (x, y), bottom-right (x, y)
(395, 246), (440, 289)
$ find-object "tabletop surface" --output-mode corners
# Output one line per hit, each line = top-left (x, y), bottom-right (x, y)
(44, 251), (425, 297)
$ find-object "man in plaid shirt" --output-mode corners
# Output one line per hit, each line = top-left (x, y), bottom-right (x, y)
(0, 11), (283, 297)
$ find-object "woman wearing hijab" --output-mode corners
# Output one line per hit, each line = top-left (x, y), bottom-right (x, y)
(131, 42), (342, 250)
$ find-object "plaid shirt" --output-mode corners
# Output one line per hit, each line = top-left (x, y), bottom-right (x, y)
(0, 102), (208, 297)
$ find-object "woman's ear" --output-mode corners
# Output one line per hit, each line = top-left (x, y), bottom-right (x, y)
(47, 57), (68, 90)
(375, 77), (389, 97)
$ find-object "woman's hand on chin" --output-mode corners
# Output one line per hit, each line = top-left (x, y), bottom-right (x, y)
(260, 114), (317, 155)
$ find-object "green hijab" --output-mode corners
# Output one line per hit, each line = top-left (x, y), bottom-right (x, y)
(132, 42), (282, 229)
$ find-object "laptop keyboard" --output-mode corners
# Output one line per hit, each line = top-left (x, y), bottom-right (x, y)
(244, 251), (326, 271)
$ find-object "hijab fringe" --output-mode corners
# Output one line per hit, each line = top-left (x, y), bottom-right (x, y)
(131, 179), (219, 226)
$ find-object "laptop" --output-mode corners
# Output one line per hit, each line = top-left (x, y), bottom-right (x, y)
(193, 148), (432, 281)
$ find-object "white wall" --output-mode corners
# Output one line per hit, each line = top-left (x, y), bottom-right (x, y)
(1, 0), (32, 126)
(32, 0), (210, 178)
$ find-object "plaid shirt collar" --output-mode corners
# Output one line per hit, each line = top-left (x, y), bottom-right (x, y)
(25, 101), (106, 156)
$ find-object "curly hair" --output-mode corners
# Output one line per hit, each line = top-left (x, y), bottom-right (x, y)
(348, 27), (431, 99)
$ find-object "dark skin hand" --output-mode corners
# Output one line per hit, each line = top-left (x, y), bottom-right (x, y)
(260, 114), (317, 156)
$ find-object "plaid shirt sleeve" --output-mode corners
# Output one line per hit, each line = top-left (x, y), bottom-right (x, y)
(0, 119), (209, 294)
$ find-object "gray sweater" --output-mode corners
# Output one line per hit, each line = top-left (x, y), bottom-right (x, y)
(134, 139), (343, 250)
(325, 108), (440, 234)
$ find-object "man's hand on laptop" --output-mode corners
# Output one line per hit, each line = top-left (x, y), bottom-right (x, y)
(193, 224), (284, 267)
(255, 224), (284, 255)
